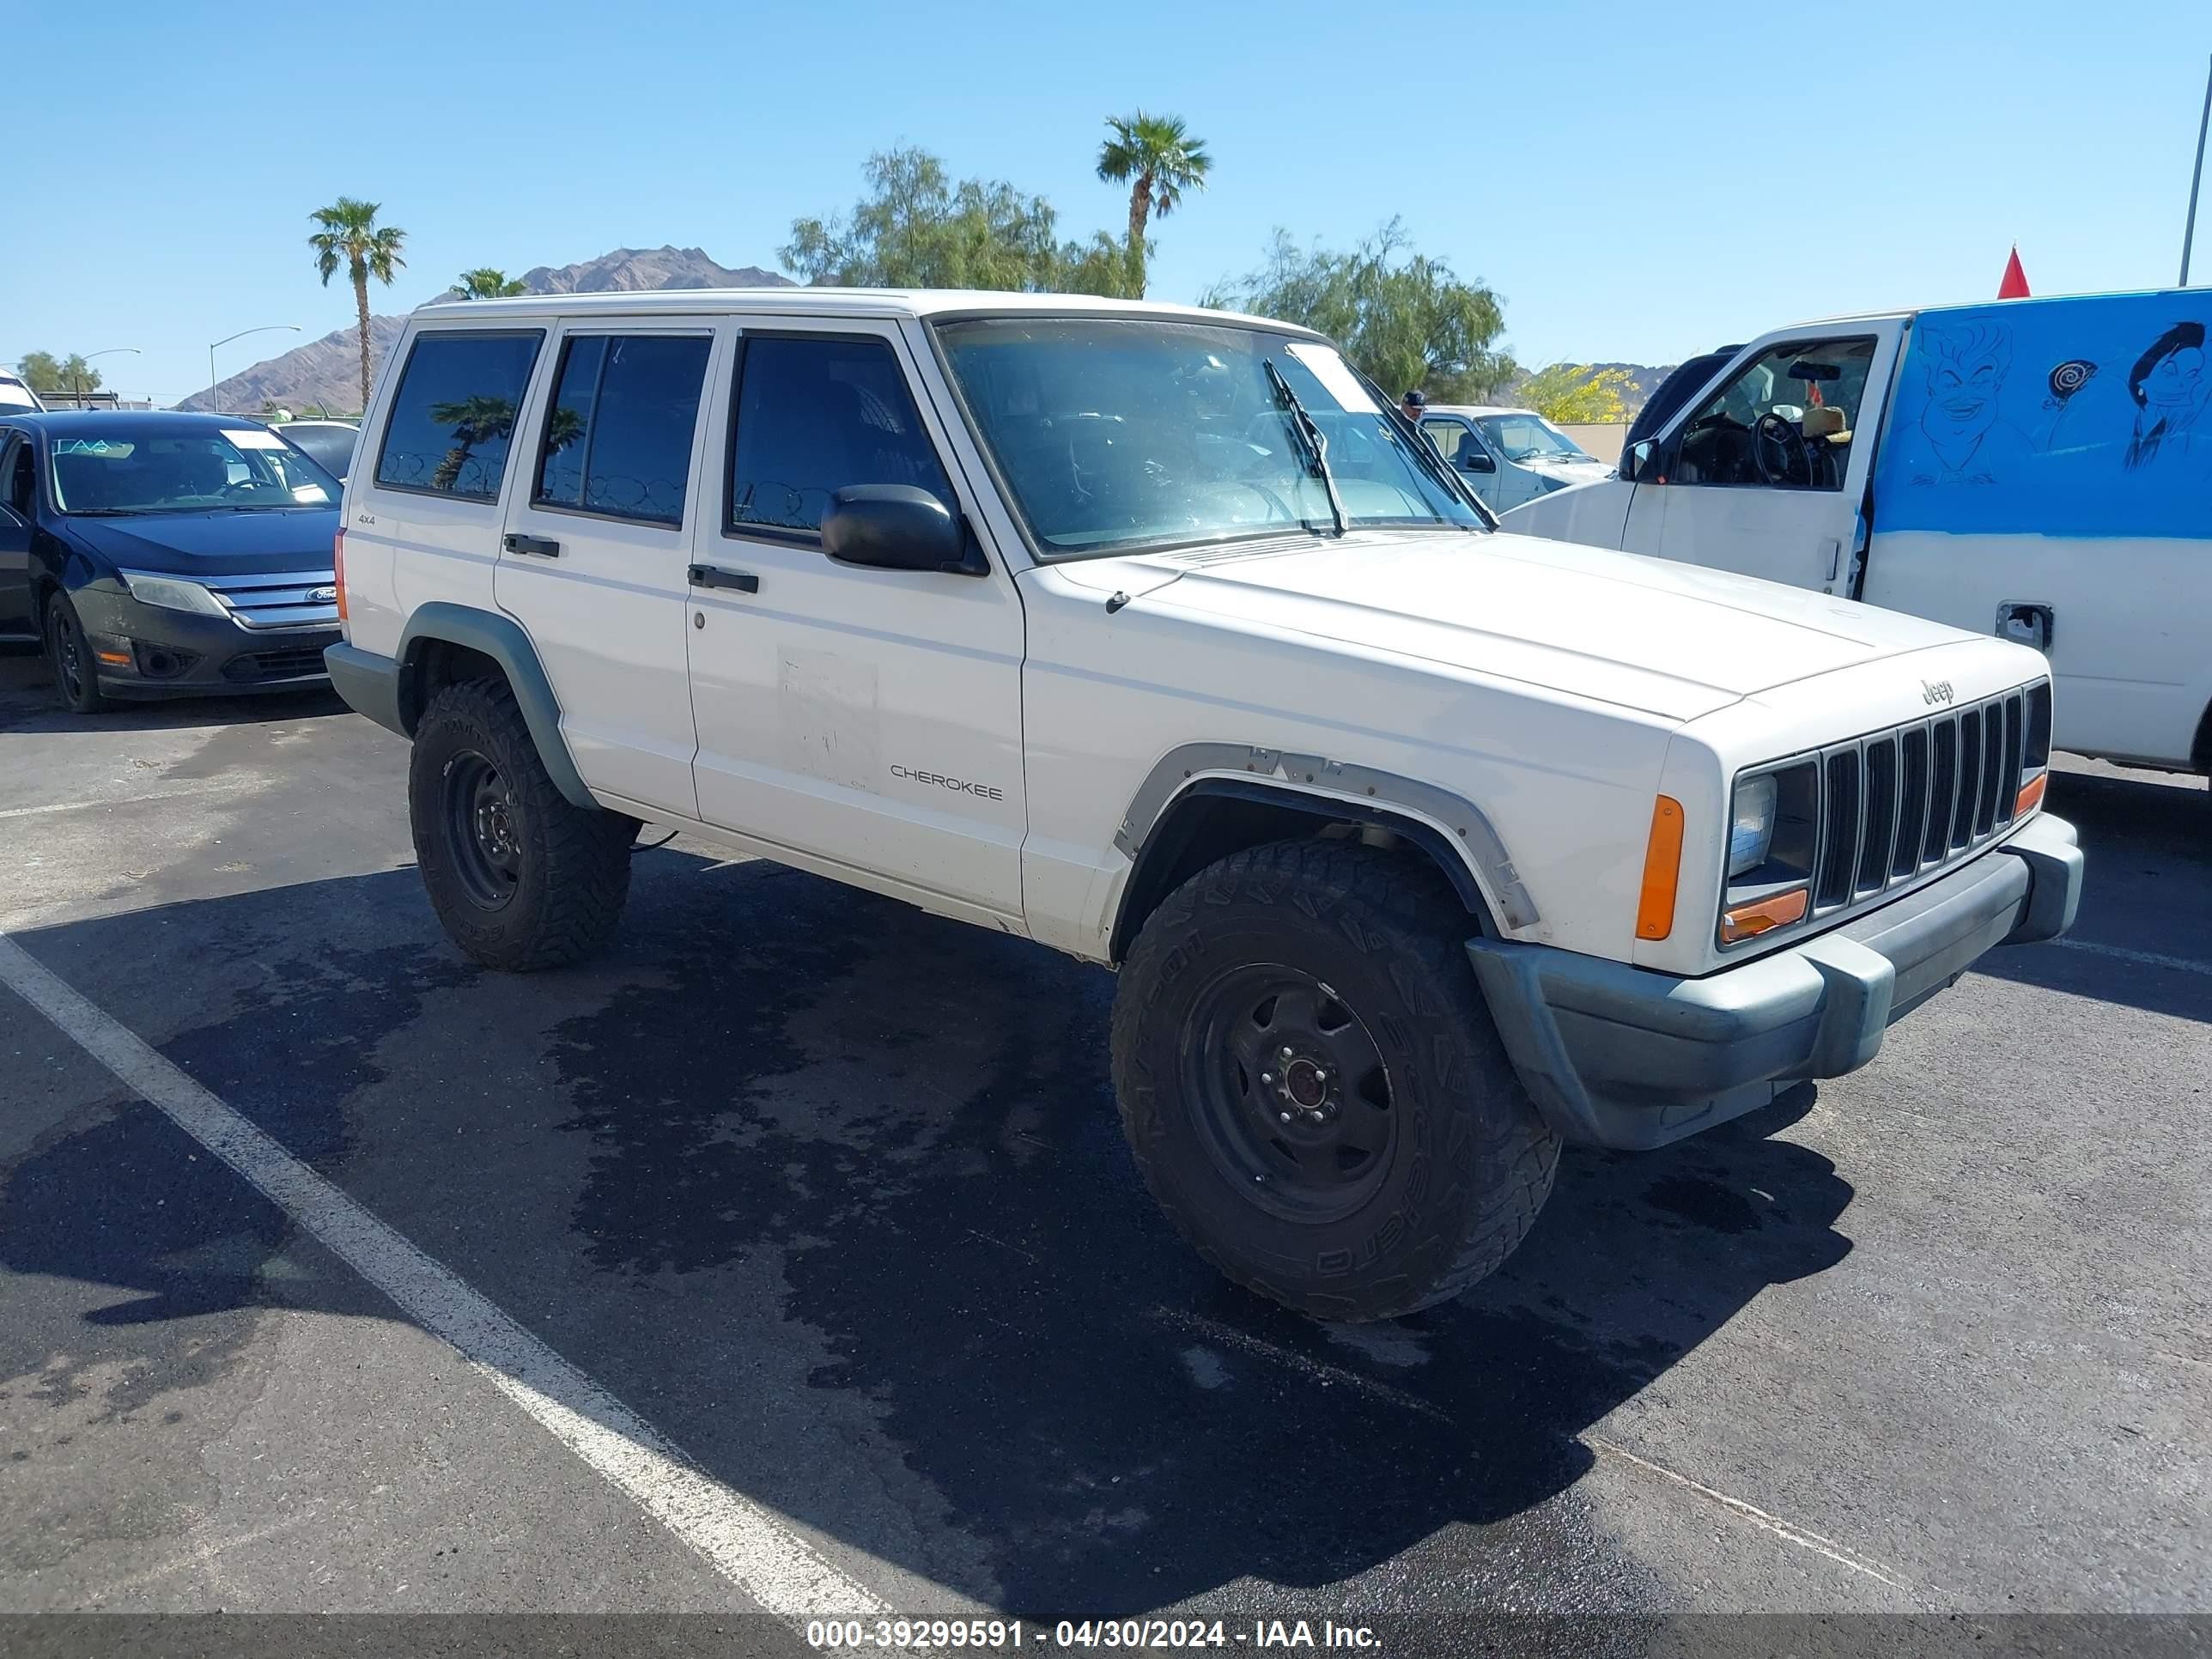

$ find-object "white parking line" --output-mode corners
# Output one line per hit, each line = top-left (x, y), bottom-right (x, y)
(0, 783), (235, 821)
(2051, 937), (2212, 978)
(0, 931), (887, 1625)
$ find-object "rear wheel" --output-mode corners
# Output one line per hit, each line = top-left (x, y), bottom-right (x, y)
(409, 678), (635, 970)
(1112, 840), (1559, 1321)
(43, 592), (112, 714)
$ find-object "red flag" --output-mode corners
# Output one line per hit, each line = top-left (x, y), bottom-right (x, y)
(1998, 246), (2031, 299)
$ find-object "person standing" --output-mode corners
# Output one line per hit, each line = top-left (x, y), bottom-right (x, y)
(1400, 388), (1427, 426)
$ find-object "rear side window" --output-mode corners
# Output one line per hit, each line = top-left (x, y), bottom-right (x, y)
(727, 334), (955, 536)
(3, 438), (33, 515)
(374, 330), (544, 501)
(534, 335), (711, 526)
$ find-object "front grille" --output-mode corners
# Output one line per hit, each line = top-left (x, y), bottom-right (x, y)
(222, 637), (336, 684)
(209, 569), (339, 631)
(1799, 681), (2043, 923)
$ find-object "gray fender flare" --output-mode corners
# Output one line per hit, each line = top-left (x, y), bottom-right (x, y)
(1113, 742), (1538, 937)
(397, 603), (595, 811)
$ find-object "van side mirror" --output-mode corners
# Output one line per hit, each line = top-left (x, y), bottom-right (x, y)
(1622, 439), (1656, 483)
(821, 485), (982, 575)
(1459, 447), (1497, 475)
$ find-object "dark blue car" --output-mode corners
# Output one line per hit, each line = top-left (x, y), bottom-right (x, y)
(0, 410), (343, 712)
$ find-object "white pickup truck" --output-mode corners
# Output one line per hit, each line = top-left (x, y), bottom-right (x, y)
(325, 289), (2081, 1320)
(1504, 289), (2212, 776)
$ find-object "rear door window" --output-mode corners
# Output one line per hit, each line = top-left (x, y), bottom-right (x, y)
(374, 330), (544, 501)
(533, 335), (712, 526)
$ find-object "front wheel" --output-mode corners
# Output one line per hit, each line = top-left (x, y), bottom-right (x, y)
(43, 592), (112, 714)
(1111, 840), (1559, 1321)
(408, 678), (636, 971)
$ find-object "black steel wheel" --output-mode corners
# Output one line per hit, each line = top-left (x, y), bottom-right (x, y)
(1114, 839), (1560, 1321)
(1183, 963), (1397, 1225)
(409, 678), (636, 971)
(441, 749), (522, 909)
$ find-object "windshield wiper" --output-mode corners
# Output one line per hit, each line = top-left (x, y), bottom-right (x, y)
(63, 507), (149, 516)
(1263, 358), (1346, 538)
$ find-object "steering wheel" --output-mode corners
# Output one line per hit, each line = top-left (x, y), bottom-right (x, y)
(1752, 412), (1814, 487)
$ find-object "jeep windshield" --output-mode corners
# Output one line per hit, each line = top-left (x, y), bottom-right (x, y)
(934, 317), (1484, 559)
(47, 422), (338, 514)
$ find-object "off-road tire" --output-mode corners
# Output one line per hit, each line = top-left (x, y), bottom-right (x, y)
(1111, 839), (1559, 1321)
(43, 592), (113, 714)
(409, 678), (635, 971)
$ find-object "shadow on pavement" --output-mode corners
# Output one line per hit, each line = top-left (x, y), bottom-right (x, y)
(0, 644), (348, 735)
(0, 852), (1856, 1617)
(1972, 769), (2211, 1024)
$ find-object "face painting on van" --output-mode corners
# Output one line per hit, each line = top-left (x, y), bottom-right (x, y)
(1875, 290), (2212, 538)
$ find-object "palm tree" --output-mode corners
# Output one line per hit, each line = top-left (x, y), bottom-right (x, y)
(1095, 112), (1211, 299)
(456, 268), (528, 300)
(309, 198), (408, 414)
(427, 395), (517, 494)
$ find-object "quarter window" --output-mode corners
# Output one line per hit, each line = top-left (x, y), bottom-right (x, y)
(534, 335), (711, 526)
(727, 334), (955, 536)
(374, 331), (544, 501)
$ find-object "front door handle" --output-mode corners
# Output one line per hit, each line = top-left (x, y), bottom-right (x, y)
(503, 533), (561, 558)
(687, 564), (759, 594)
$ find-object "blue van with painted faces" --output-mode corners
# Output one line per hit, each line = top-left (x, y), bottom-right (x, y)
(1502, 289), (2212, 777)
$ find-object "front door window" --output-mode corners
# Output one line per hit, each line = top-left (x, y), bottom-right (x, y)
(1670, 337), (1876, 490)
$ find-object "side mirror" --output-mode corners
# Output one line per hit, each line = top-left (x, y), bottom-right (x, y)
(1622, 440), (1656, 483)
(1460, 447), (1497, 475)
(821, 484), (980, 575)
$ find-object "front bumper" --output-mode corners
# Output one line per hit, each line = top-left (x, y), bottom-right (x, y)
(1466, 812), (2083, 1150)
(72, 587), (337, 698)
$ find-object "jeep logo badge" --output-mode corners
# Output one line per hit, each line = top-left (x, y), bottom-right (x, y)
(1922, 679), (1955, 707)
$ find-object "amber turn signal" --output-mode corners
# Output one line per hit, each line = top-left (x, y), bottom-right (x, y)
(333, 529), (349, 624)
(2015, 773), (2046, 816)
(1636, 796), (1685, 940)
(1721, 886), (1809, 945)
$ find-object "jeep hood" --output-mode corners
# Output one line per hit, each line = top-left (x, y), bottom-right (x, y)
(1058, 529), (1978, 722)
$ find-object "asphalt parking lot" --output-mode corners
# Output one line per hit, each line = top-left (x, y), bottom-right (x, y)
(1, 646), (2206, 1649)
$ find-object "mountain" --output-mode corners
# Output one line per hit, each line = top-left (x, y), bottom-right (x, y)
(178, 247), (793, 415)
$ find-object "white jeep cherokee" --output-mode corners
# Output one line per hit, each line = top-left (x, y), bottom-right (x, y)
(326, 289), (2082, 1321)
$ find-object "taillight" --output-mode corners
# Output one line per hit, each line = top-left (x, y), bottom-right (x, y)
(333, 529), (349, 626)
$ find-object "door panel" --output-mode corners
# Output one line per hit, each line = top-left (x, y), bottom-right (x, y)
(495, 321), (720, 818)
(685, 321), (1027, 921)
(1628, 324), (1904, 593)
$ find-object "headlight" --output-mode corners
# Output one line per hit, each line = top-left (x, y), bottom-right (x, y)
(119, 571), (228, 617)
(1728, 774), (1778, 878)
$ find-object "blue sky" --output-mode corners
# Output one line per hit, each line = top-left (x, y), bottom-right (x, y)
(6, 0), (2207, 405)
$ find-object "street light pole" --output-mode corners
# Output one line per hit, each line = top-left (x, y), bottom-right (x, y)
(2185, 54), (2212, 287)
(207, 325), (301, 414)
(75, 347), (140, 409)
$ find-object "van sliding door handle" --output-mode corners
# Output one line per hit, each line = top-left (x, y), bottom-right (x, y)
(502, 533), (561, 558)
(687, 564), (759, 593)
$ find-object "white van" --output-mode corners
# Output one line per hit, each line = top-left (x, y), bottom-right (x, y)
(1504, 290), (2212, 775)
(0, 371), (44, 415)
(1417, 404), (1612, 513)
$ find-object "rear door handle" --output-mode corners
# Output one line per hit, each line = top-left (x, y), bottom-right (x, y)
(687, 564), (759, 593)
(503, 533), (561, 558)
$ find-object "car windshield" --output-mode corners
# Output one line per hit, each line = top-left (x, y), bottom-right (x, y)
(1472, 412), (1592, 464)
(934, 317), (1484, 558)
(46, 423), (339, 514)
